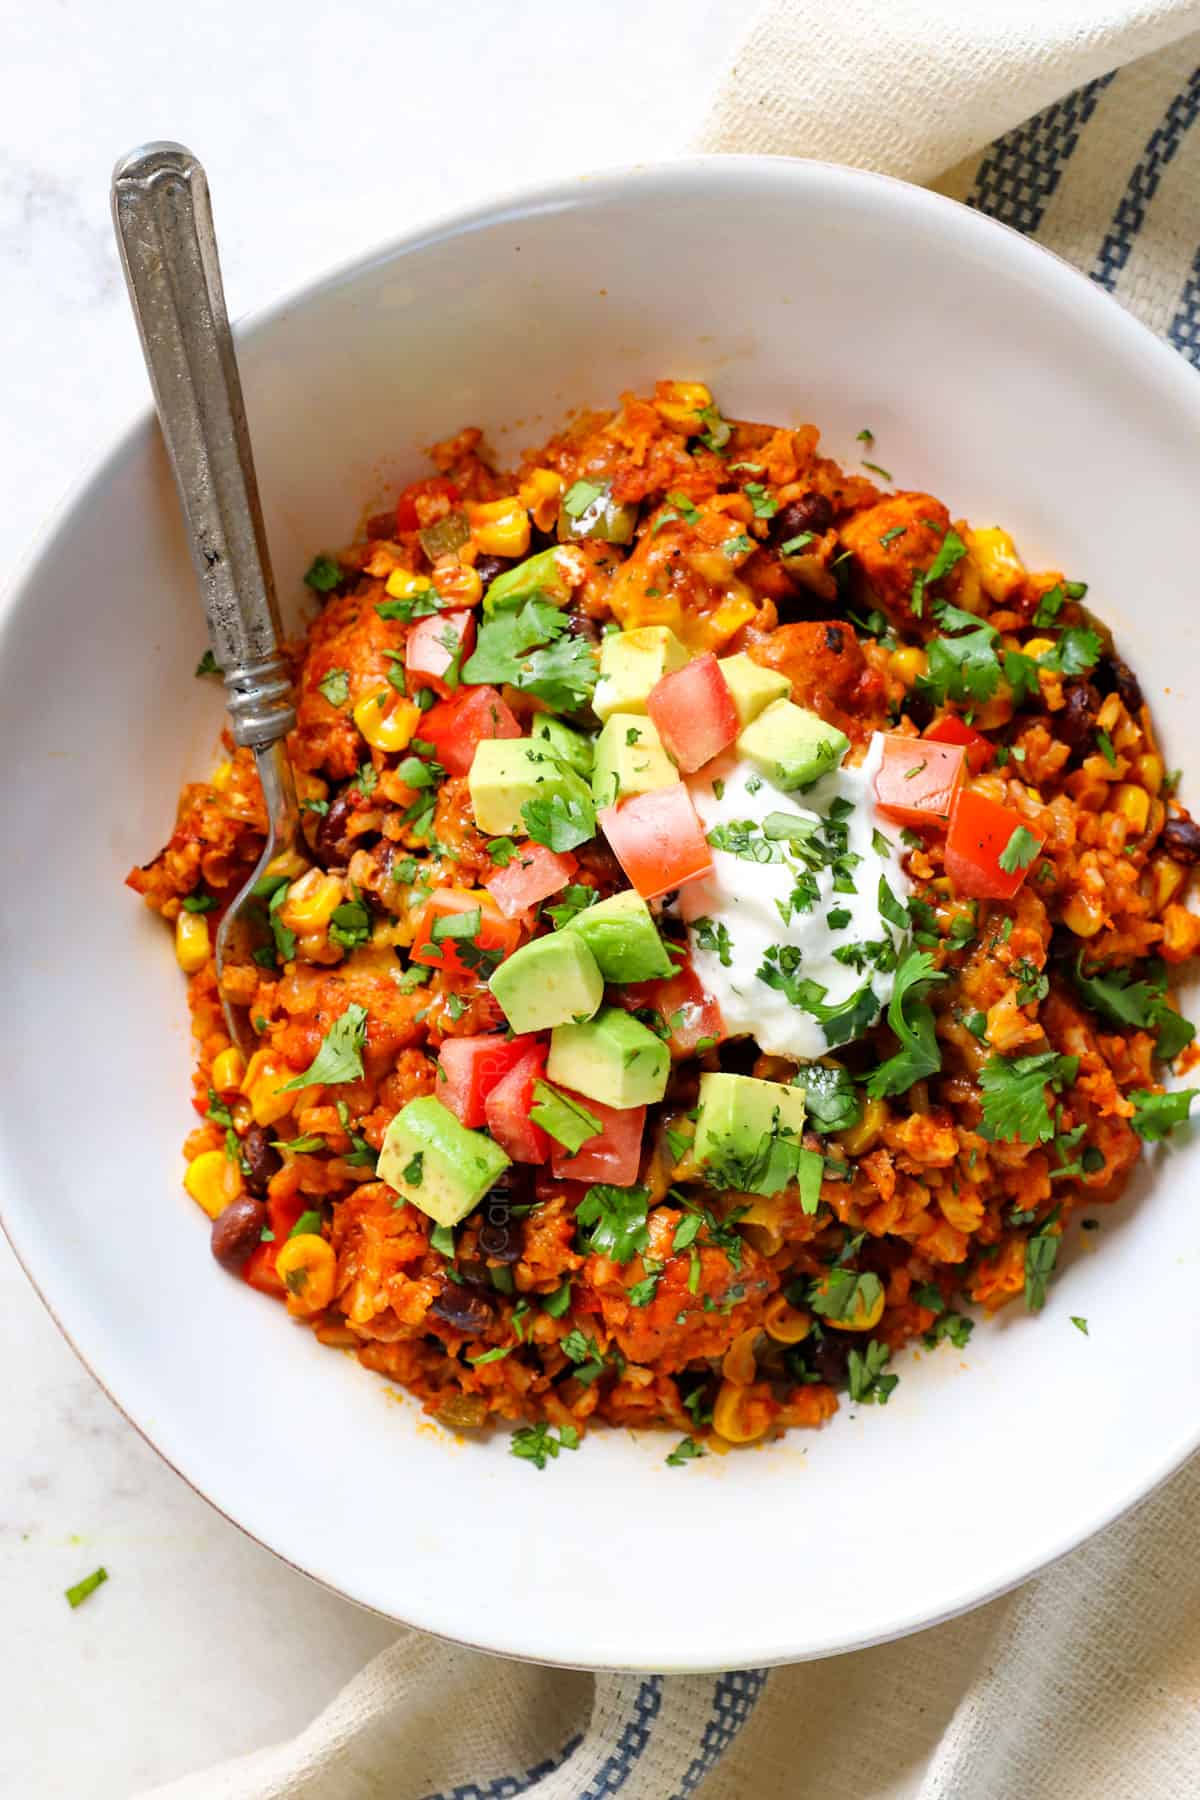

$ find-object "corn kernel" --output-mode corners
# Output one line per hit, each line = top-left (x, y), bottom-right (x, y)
(1162, 904), (1200, 961)
(1151, 858), (1186, 911)
(385, 567), (433, 603)
(712, 1379), (768, 1444)
(1062, 893), (1106, 938)
(654, 380), (712, 430)
(211, 1047), (246, 1093)
(974, 692), (1014, 730)
(352, 690), (420, 754)
(242, 1048), (299, 1127)
(469, 498), (531, 559)
(210, 758), (234, 792)
(706, 594), (758, 646)
(1136, 753), (1164, 795)
(264, 845), (308, 881)
(890, 645), (928, 686)
(430, 557), (483, 608)
(279, 869), (345, 933)
(175, 910), (210, 974)
(967, 526), (1026, 602)
(817, 1274), (886, 1333)
(518, 468), (566, 533)
(184, 1147), (243, 1220)
(1113, 784), (1150, 833)
(721, 1328), (759, 1388)
(837, 1096), (888, 1158)
(762, 1295), (811, 1345)
(275, 1233), (337, 1315)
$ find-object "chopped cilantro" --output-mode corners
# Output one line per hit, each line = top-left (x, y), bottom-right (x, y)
(65, 1567), (108, 1609)
(979, 1051), (1078, 1144)
(847, 1339), (898, 1405)
(865, 950), (947, 1098)
(910, 528), (966, 618)
(530, 1081), (602, 1154)
(744, 483), (778, 519)
(523, 789), (596, 853)
(1024, 1211), (1061, 1312)
(997, 825), (1041, 874)
(575, 1183), (650, 1264)
(1071, 1316), (1089, 1336)
(1128, 1087), (1197, 1141)
(462, 599), (598, 711)
(279, 1003), (369, 1091)
(666, 1435), (705, 1466)
(318, 668), (350, 708)
(194, 648), (219, 677)
(692, 915), (734, 967)
(779, 530), (816, 555)
(510, 1422), (580, 1470)
(862, 461), (893, 483)
(304, 554), (342, 593)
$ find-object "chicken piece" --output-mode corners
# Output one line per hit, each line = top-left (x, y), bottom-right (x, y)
(744, 620), (887, 742)
(839, 493), (953, 638)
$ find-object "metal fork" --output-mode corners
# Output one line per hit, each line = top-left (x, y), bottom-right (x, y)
(112, 142), (299, 1054)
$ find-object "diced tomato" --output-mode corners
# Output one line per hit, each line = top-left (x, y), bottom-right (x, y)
(242, 1242), (286, 1298)
(617, 957), (725, 1056)
(406, 609), (476, 699)
(268, 1189), (308, 1242)
(924, 714), (994, 775)
(485, 843), (577, 918)
(438, 1033), (539, 1127)
(410, 888), (522, 977)
(550, 1094), (646, 1185)
(945, 788), (1046, 900)
(873, 732), (966, 828)
(419, 685), (521, 777)
(484, 1044), (551, 1163)
(646, 653), (738, 773)
(395, 476), (460, 535)
(598, 786), (713, 900)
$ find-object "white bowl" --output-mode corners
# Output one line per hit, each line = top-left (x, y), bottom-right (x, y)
(3, 156), (1199, 1672)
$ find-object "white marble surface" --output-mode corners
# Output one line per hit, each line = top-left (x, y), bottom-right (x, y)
(0, 2), (744, 1791)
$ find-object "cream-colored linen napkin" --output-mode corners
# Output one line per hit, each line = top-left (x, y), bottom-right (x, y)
(142, 10), (1200, 1796)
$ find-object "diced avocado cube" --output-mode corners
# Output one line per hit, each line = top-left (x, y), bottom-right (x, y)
(591, 714), (679, 807)
(489, 932), (604, 1033)
(593, 627), (688, 722)
(547, 1004), (670, 1109)
(736, 699), (849, 792)
(468, 738), (594, 837)
(379, 1096), (510, 1228)
(718, 652), (791, 728)
(484, 546), (575, 614)
(532, 715), (595, 778)
(693, 1072), (808, 1196)
(563, 888), (675, 982)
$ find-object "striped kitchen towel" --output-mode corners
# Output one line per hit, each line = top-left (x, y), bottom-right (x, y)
(142, 11), (1200, 1800)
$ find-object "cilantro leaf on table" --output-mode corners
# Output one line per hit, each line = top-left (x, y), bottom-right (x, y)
(865, 950), (947, 1098)
(666, 1435), (706, 1466)
(575, 1183), (650, 1263)
(978, 1050), (1079, 1144)
(510, 1422), (580, 1470)
(1023, 1209), (1061, 1312)
(280, 1003), (369, 1090)
(304, 554), (342, 593)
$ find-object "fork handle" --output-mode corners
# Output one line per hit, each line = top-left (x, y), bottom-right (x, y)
(111, 142), (295, 750)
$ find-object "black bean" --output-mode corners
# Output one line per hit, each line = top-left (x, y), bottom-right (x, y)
(767, 493), (833, 548)
(210, 1196), (267, 1270)
(473, 555), (512, 591)
(312, 788), (357, 869)
(566, 612), (601, 645)
(241, 1124), (282, 1197)
(808, 1333), (851, 1389)
(429, 1282), (494, 1336)
(1056, 681), (1100, 758)
(1095, 654), (1144, 716)
(1161, 812), (1200, 864)
(718, 1037), (760, 1077)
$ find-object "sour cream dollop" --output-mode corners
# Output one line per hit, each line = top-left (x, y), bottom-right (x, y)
(677, 733), (910, 1061)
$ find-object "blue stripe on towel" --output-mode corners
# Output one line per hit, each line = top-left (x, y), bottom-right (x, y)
(967, 73), (1115, 237)
(1166, 243), (1200, 364)
(667, 1669), (770, 1799)
(1093, 66), (1200, 291)
(420, 1730), (584, 1800)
